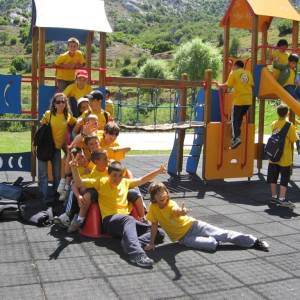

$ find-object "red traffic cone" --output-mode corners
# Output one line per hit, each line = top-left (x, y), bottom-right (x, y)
(80, 202), (102, 238)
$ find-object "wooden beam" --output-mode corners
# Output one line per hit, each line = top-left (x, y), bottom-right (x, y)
(176, 73), (188, 174)
(38, 27), (45, 86)
(261, 23), (268, 64)
(223, 20), (230, 82)
(257, 99), (265, 171)
(99, 32), (106, 87)
(86, 31), (93, 84)
(202, 69), (212, 180)
(250, 14), (258, 124)
(31, 26), (39, 180)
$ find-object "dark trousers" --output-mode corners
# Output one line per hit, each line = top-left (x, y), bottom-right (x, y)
(103, 214), (164, 258)
(69, 96), (80, 118)
(232, 105), (250, 139)
(284, 85), (300, 100)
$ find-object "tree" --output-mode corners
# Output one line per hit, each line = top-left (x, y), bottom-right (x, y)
(0, 32), (9, 45)
(277, 20), (292, 36)
(11, 56), (27, 72)
(173, 38), (221, 80)
(229, 37), (240, 57)
(151, 41), (173, 55)
(138, 59), (170, 79)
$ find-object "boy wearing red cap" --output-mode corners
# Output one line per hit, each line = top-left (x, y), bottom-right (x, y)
(64, 70), (92, 117)
(55, 37), (85, 91)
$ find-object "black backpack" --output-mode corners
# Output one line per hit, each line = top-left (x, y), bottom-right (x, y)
(265, 122), (291, 162)
(34, 113), (55, 161)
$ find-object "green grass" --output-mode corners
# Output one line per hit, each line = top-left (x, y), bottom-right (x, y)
(0, 131), (31, 153)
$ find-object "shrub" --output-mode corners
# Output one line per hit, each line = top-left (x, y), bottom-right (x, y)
(151, 41), (173, 54)
(11, 56), (27, 72)
(138, 59), (170, 79)
(0, 32), (9, 45)
(9, 65), (17, 75)
(120, 66), (137, 77)
(229, 37), (240, 57)
(10, 37), (17, 45)
(173, 38), (221, 80)
(277, 20), (292, 36)
(123, 56), (131, 67)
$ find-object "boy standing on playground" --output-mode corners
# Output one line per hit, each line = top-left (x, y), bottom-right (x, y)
(55, 37), (85, 91)
(272, 39), (289, 79)
(220, 60), (254, 149)
(267, 104), (299, 207)
(274, 53), (300, 100)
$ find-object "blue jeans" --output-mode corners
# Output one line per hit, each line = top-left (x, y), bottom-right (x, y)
(179, 220), (257, 251)
(38, 149), (61, 203)
(284, 85), (300, 100)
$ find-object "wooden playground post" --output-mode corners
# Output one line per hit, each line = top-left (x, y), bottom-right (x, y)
(99, 32), (106, 87)
(38, 27), (45, 85)
(176, 73), (188, 174)
(202, 69), (212, 180)
(257, 22), (268, 171)
(223, 18), (230, 82)
(250, 14), (258, 125)
(86, 31), (93, 84)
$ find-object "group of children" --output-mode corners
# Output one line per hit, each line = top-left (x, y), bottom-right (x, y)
(34, 36), (273, 268)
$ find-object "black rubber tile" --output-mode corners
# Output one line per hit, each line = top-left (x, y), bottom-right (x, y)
(31, 241), (86, 260)
(194, 287), (263, 300)
(0, 243), (31, 263)
(36, 257), (100, 283)
(108, 271), (186, 300)
(248, 222), (298, 237)
(0, 284), (44, 300)
(266, 252), (300, 276)
(219, 258), (292, 285)
(225, 225), (266, 238)
(208, 204), (249, 215)
(247, 237), (297, 257)
(0, 220), (24, 231)
(164, 264), (242, 295)
(0, 229), (27, 244)
(153, 247), (210, 270)
(190, 197), (230, 207)
(284, 218), (300, 230)
(44, 278), (118, 300)
(93, 254), (157, 276)
(274, 233), (300, 250)
(226, 212), (274, 225)
(0, 261), (38, 287)
(253, 278), (300, 300)
(199, 247), (256, 264)
(187, 206), (219, 217)
(82, 239), (122, 256)
(235, 203), (269, 212)
(197, 214), (239, 228)
(25, 227), (54, 243)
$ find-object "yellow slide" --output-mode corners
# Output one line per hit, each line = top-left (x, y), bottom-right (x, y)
(259, 67), (300, 117)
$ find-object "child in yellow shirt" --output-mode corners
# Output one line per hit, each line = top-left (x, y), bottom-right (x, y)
(63, 70), (92, 117)
(55, 37), (85, 91)
(272, 39), (289, 79)
(145, 182), (269, 253)
(220, 60), (254, 149)
(105, 89), (114, 117)
(267, 105), (299, 207)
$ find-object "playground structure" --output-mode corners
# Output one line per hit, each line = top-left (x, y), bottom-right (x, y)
(1, 0), (300, 182)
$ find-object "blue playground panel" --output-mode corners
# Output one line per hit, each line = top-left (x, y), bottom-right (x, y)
(38, 85), (56, 119)
(0, 75), (22, 114)
(0, 152), (31, 172)
(168, 88), (222, 175)
(253, 64), (264, 97)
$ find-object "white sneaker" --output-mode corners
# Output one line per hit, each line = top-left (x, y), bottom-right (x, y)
(59, 189), (67, 201)
(53, 213), (70, 228)
(46, 207), (54, 221)
(57, 178), (66, 194)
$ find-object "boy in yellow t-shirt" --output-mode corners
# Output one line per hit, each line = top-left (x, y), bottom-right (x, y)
(220, 60), (254, 149)
(71, 160), (166, 268)
(63, 69), (92, 117)
(55, 37), (85, 91)
(145, 182), (269, 253)
(272, 39), (289, 79)
(267, 105), (299, 208)
(105, 89), (114, 117)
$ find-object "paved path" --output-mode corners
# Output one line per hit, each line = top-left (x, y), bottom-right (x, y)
(0, 156), (300, 299)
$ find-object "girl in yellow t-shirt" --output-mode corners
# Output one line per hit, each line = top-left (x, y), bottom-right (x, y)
(37, 93), (76, 205)
(145, 182), (269, 253)
(272, 39), (289, 79)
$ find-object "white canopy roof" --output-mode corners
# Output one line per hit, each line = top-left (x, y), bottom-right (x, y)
(34, 0), (112, 32)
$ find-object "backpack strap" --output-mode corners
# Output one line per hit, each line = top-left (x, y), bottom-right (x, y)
(279, 122), (291, 138)
(104, 111), (109, 124)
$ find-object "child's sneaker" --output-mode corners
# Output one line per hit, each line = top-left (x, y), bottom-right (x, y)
(59, 185), (70, 201)
(67, 215), (83, 233)
(53, 213), (70, 228)
(253, 239), (269, 252)
(130, 253), (154, 268)
(57, 178), (66, 194)
(231, 137), (241, 149)
(279, 199), (295, 209)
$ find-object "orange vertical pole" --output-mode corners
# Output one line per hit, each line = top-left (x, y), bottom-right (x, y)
(38, 27), (45, 86)
(31, 26), (39, 181)
(223, 19), (230, 82)
(176, 73), (188, 174)
(86, 31), (93, 84)
(99, 32), (106, 87)
(202, 69), (212, 180)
